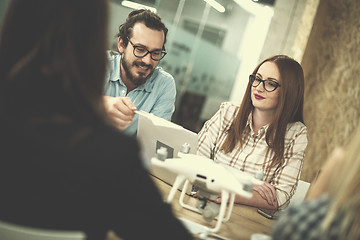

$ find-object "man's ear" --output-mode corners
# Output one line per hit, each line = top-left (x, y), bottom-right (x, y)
(117, 37), (125, 53)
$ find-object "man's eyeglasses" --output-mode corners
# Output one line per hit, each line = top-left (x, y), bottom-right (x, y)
(127, 37), (167, 61)
(249, 74), (281, 92)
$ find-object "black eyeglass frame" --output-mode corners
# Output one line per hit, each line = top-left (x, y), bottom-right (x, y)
(126, 37), (167, 61)
(249, 74), (281, 92)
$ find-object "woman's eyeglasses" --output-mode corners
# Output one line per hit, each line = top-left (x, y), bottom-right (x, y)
(249, 74), (281, 92)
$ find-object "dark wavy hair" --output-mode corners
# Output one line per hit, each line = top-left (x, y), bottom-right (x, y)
(0, 0), (109, 125)
(117, 9), (168, 50)
(220, 55), (305, 167)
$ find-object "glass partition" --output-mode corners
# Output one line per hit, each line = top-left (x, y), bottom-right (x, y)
(160, 19), (241, 131)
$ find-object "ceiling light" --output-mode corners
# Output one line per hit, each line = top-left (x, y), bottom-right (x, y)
(121, 0), (157, 13)
(203, 0), (225, 13)
(233, 0), (273, 17)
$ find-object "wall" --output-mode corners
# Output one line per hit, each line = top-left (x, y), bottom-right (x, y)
(291, 0), (320, 62)
(259, 0), (306, 60)
(300, 0), (360, 182)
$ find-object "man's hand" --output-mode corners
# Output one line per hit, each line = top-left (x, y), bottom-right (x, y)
(103, 96), (136, 130)
(253, 182), (277, 206)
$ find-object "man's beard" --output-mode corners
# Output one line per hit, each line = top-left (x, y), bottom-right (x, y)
(121, 53), (155, 87)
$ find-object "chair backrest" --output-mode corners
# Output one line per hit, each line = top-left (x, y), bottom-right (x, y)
(288, 180), (311, 207)
(0, 220), (86, 240)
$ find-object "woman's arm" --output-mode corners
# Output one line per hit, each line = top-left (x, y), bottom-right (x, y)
(258, 124), (308, 209)
(215, 182), (279, 209)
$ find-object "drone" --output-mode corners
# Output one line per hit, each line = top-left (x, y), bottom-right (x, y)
(151, 144), (264, 234)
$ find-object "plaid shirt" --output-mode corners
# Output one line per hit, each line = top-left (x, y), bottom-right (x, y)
(272, 196), (345, 240)
(197, 102), (308, 207)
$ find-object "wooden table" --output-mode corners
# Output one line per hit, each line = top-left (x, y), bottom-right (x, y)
(152, 176), (274, 240)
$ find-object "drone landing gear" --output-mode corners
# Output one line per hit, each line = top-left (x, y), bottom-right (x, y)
(167, 177), (235, 233)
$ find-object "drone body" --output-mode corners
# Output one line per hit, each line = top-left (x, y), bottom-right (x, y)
(151, 149), (264, 233)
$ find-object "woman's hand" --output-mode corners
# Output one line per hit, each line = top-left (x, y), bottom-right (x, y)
(214, 182), (277, 208)
(253, 182), (277, 206)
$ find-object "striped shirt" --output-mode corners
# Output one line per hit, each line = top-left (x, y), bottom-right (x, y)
(197, 102), (308, 208)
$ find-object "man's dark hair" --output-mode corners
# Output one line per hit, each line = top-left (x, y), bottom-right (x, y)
(118, 9), (168, 50)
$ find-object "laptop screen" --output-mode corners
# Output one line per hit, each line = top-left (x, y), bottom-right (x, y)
(136, 111), (198, 187)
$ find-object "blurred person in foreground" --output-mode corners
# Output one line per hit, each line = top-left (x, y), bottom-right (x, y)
(0, 1), (192, 239)
(273, 124), (360, 240)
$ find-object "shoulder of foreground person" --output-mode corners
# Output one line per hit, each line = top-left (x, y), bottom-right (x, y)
(272, 195), (332, 240)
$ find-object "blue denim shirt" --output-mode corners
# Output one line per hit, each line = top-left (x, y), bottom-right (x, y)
(104, 51), (176, 136)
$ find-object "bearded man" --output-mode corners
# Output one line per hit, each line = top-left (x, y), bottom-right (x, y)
(104, 9), (175, 136)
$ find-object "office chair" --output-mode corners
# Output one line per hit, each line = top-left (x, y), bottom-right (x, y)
(288, 180), (311, 207)
(0, 220), (86, 240)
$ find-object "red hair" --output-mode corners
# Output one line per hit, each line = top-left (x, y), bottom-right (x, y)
(220, 55), (305, 167)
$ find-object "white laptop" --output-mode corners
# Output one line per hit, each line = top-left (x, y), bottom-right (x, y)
(136, 111), (198, 189)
